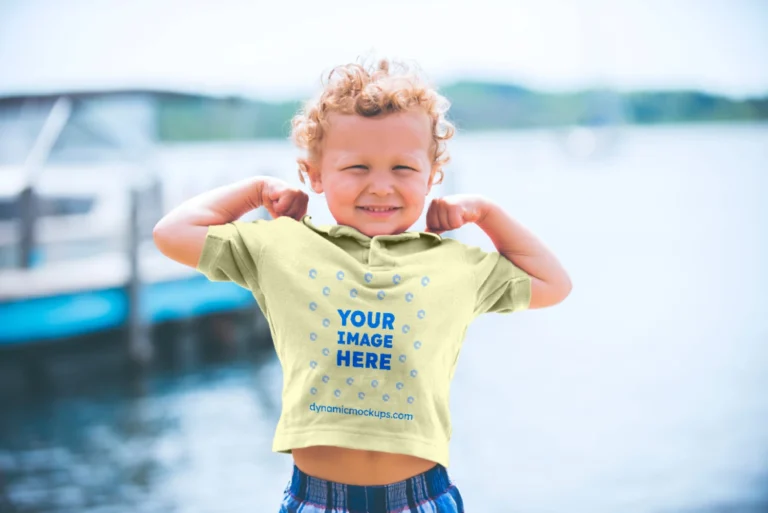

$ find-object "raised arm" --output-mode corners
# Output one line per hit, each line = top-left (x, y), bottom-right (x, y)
(476, 201), (572, 309)
(152, 176), (271, 269)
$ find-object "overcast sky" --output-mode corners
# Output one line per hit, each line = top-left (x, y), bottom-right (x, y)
(0, 0), (766, 100)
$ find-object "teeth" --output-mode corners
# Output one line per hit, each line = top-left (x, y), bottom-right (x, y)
(363, 207), (395, 212)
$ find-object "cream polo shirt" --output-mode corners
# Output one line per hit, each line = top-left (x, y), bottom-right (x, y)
(196, 214), (531, 467)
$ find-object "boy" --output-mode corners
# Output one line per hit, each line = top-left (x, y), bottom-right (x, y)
(154, 57), (571, 512)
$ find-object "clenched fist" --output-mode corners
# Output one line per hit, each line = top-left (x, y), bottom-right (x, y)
(424, 194), (489, 234)
(259, 177), (309, 221)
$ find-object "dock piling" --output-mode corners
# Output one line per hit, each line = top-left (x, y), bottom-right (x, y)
(127, 186), (153, 367)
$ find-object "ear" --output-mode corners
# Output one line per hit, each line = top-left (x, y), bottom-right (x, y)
(302, 159), (324, 194)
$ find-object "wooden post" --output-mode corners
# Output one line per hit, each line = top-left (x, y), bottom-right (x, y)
(175, 317), (200, 371)
(17, 96), (72, 269)
(232, 309), (252, 359)
(127, 186), (153, 367)
(18, 186), (36, 269)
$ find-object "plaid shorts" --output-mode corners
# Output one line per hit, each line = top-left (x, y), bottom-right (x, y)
(279, 462), (465, 513)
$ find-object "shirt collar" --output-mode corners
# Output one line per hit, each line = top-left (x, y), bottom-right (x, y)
(301, 214), (442, 245)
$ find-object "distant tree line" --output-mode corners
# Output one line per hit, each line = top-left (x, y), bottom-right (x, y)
(156, 82), (768, 141)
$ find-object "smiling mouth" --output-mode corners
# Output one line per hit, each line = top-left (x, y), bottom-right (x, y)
(357, 206), (401, 217)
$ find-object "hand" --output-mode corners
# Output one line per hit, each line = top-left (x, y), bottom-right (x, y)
(259, 177), (309, 221)
(424, 194), (489, 234)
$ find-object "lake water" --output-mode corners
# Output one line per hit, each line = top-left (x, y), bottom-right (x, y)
(1, 123), (767, 512)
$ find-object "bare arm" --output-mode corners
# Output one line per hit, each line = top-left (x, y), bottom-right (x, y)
(152, 176), (269, 268)
(476, 201), (572, 309)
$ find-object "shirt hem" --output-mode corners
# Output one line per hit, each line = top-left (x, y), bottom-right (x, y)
(272, 429), (450, 468)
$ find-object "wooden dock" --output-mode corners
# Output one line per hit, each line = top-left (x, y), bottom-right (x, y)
(0, 91), (282, 402)
(0, 240), (257, 346)
(0, 235), (273, 401)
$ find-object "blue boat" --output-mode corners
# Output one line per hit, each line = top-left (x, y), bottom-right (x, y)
(0, 90), (266, 354)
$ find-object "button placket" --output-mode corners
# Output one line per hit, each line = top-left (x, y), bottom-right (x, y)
(369, 238), (383, 267)
(361, 240), (371, 265)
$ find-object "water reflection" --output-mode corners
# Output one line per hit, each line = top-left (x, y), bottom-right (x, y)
(0, 358), (289, 512)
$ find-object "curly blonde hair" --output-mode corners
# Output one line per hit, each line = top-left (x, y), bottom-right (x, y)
(290, 57), (456, 188)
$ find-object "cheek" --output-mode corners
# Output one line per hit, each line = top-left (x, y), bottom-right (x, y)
(406, 176), (430, 197)
(324, 178), (357, 204)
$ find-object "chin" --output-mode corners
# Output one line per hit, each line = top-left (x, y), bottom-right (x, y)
(355, 221), (398, 237)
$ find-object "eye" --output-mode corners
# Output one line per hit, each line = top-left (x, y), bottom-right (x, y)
(342, 165), (417, 171)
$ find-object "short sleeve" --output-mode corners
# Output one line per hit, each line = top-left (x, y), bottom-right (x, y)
(464, 244), (532, 316)
(195, 220), (268, 291)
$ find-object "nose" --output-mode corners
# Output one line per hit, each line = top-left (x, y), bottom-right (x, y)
(365, 170), (396, 196)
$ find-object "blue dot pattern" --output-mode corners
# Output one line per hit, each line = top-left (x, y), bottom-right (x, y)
(306, 267), (432, 412)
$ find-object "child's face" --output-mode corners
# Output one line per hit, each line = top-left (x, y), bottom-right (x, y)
(307, 109), (437, 237)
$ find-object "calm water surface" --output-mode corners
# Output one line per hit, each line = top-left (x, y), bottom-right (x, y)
(1, 124), (767, 513)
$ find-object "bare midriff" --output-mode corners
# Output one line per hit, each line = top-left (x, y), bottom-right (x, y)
(292, 446), (438, 485)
